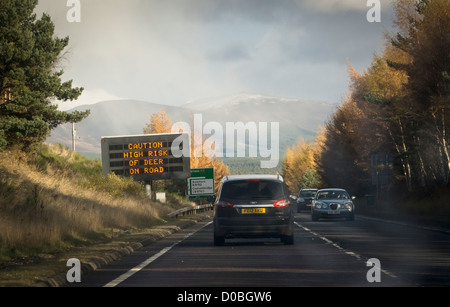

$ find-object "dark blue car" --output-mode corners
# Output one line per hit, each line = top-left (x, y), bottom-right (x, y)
(212, 175), (294, 246)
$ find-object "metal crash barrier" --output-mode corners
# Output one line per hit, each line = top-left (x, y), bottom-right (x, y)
(167, 204), (214, 218)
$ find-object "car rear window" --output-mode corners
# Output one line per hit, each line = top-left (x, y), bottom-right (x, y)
(300, 190), (316, 198)
(220, 180), (285, 200)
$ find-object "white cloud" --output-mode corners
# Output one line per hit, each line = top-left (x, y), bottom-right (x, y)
(57, 88), (122, 111)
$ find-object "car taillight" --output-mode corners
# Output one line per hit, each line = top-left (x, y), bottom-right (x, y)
(217, 200), (234, 208)
(274, 199), (290, 207)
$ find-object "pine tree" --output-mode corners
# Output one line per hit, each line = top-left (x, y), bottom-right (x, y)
(0, 0), (89, 151)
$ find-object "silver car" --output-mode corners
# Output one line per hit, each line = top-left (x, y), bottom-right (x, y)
(311, 188), (355, 221)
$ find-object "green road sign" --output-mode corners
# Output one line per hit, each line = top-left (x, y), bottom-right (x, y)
(187, 168), (214, 200)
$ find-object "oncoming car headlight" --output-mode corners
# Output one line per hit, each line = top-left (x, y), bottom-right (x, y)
(345, 203), (353, 211)
(315, 203), (327, 209)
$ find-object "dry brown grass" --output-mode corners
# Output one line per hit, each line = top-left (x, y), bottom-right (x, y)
(0, 144), (173, 261)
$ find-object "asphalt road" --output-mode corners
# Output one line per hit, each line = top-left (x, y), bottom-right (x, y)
(72, 212), (450, 288)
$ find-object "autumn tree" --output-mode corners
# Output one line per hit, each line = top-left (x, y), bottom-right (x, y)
(143, 109), (172, 134)
(319, 0), (450, 195)
(377, 0), (450, 189)
(0, 0), (89, 151)
(282, 135), (323, 194)
(144, 109), (230, 195)
(390, 0), (450, 186)
(350, 52), (413, 191)
(317, 98), (373, 194)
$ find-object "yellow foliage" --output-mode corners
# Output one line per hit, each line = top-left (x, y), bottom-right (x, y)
(282, 137), (322, 194)
(144, 109), (230, 194)
(144, 109), (172, 134)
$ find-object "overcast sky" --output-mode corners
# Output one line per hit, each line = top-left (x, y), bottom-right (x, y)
(35, 0), (396, 110)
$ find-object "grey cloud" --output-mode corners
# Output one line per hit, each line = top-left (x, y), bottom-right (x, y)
(207, 43), (252, 62)
(299, 0), (395, 13)
(34, 0), (397, 106)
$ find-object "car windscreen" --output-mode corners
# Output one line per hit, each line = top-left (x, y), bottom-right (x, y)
(316, 190), (350, 200)
(220, 180), (285, 200)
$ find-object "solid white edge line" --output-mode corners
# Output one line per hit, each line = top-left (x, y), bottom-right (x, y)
(103, 221), (213, 287)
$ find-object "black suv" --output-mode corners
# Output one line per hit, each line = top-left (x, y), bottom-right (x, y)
(212, 175), (294, 246)
(297, 188), (318, 212)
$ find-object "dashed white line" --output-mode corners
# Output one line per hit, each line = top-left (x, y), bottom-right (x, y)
(294, 221), (397, 278)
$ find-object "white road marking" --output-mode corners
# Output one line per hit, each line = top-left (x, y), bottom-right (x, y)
(104, 221), (213, 287)
(294, 221), (397, 278)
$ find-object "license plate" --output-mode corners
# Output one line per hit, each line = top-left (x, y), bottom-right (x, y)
(327, 210), (340, 215)
(242, 208), (266, 214)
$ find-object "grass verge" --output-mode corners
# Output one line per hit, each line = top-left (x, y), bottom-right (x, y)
(0, 144), (198, 286)
(0, 212), (213, 287)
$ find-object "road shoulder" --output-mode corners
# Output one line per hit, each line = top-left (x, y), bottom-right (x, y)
(0, 212), (213, 287)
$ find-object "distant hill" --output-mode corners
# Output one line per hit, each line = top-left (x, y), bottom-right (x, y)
(46, 93), (336, 172)
(47, 99), (191, 154)
(183, 92), (335, 154)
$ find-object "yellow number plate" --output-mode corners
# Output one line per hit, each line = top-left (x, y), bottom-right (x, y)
(242, 208), (266, 214)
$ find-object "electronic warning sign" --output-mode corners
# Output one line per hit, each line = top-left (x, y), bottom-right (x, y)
(101, 133), (190, 182)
